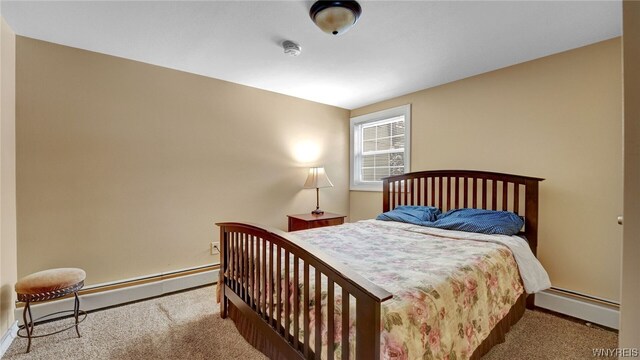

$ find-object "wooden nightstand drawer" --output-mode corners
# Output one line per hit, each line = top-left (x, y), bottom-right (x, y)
(287, 213), (346, 232)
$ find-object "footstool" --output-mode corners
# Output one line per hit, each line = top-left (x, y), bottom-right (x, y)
(15, 268), (87, 353)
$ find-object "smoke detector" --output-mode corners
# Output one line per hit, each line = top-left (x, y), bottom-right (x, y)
(282, 40), (302, 56)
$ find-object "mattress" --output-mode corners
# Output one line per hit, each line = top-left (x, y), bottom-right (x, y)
(254, 219), (549, 359)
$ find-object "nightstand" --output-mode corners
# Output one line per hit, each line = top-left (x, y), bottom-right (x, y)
(287, 212), (346, 232)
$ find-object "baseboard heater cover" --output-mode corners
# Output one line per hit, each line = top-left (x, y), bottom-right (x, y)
(12, 267), (619, 330)
(535, 287), (619, 330)
(0, 321), (18, 358)
(14, 264), (219, 325)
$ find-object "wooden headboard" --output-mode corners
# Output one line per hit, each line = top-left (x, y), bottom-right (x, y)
(382, 170), (544, 255)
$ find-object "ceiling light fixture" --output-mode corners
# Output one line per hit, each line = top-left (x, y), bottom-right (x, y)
(309, 1), (362, 36)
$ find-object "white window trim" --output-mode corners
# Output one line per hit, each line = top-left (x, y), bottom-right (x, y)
(350, 104), (411, 192)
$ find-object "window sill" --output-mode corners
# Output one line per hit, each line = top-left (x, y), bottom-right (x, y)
(350, 183), (383, 192)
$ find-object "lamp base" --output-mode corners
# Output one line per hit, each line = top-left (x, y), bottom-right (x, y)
(311, 209), (325, 215)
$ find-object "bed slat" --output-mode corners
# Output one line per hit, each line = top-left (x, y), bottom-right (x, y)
(464, 177), (468, 208)
(304, 263), (310, 359)
(253, 236), (258, 309)
(251, 235), (256, 308)
(416, 178), (425, 205)
(233, 233), (240, 293)
(240, 234), (243, 297)
(327, 279), (335, 360)
(430, 177), (435, 207)
(293, 257), (300, 350)
(228, 233), (234, 291)
(285, 251), (291, 338)
(482, 178), (487, 209)
(454, 177), (459, 209)
(492, 179), (498, 210)
(261, 237), (267, 319)
(341, 289), (349, 360)
(514, 183), (520, 214)
(470, 177), (476, 208)
(403, 179), (408, 205)
(314, 269), (322, 359)
(276, 245), (282, 332)
(244, 234), (248, 304)
(502, 181), (508, 210)
(446, 176), (451, 210)
(269, 241), (274, 325)
(390, 181), (395, 209)
(435, 177), (440, 208)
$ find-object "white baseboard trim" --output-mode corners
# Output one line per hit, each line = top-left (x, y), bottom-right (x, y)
(0, 321), (18, 358)
(14, 266), (219, 326)
(535, 289), (620, 329)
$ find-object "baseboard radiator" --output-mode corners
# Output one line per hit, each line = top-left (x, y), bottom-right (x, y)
(14, 264), (220, 325)
(11, 267), (619, 331)
(535, 286), (620, 330)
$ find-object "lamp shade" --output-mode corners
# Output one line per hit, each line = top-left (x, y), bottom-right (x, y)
(303, 167), (334, 189)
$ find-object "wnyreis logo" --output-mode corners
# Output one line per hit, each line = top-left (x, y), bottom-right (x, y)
(592, 348), (639, 357)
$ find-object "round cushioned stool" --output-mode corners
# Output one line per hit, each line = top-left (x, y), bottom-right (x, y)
(15, 268), (87, 353)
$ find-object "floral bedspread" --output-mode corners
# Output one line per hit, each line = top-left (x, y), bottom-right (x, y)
(289, 220), (524, 360)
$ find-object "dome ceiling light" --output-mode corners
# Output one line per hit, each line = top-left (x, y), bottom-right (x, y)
(309, 1), (362, 36)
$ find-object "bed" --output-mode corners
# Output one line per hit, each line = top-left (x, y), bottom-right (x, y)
(217, 170), (546, 360)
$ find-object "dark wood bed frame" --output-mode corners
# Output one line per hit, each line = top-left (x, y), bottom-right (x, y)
(217, 170), (543, 360)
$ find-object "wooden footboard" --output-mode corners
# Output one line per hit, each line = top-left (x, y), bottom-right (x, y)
(216, 222), (393, 360)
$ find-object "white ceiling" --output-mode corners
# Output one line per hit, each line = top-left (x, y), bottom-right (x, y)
(1, 1), (622, 110)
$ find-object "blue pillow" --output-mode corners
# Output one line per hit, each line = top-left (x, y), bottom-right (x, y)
(434, 208), (524, 236)
(376, 206), (441, 224)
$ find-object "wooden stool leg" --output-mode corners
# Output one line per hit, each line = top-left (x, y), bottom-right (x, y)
(73, 292), (81, 338)
(23, 300), (32, 353)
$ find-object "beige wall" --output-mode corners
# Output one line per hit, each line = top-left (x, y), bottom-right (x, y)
(350, 39), (623, 301)
(0, 17), (18, 335)
(620, 0), (640, 348)
(16, 37), (350, 286)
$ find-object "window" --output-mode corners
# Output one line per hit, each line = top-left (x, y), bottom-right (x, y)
(350, 105), (411, 191)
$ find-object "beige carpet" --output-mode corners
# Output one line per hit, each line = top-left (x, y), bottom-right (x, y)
(3, 285), (617, 359)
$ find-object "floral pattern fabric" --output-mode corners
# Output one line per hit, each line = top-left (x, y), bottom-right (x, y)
(290, 220), (524, 360)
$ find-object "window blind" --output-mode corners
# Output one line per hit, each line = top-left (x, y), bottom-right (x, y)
(360, 115), (405, 182)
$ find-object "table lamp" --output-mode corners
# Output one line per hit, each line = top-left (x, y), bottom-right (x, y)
(303, 167), (334, 215)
